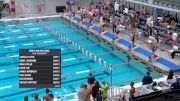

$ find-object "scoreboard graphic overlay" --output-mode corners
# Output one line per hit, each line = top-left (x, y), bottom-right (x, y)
(19, 49), (61, 88)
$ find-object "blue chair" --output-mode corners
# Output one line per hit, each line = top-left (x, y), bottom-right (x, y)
(104, 31), (117, 39)
(156, 57), (180, 70)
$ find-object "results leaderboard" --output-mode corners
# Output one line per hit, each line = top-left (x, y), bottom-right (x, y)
(19, 49), (61, 88)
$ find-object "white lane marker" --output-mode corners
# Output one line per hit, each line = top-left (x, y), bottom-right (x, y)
(0, 38), (10, 40)
(37, 33), (47, 36)
(17, 36), (27, 38)
(44, 40), (55, 43)
(0, 85), (13, 90)
(0, 31), (5, 33)
(5, 45), (16, 48)
(29, 28), (40, 31)
(76, 70), (90, 74)
(9, 55), (19, 58)
(0, 70), (6, 73)
(12, 30), (21, 32)
(63, 58), (76, 62)
(23, 43), (34, 46)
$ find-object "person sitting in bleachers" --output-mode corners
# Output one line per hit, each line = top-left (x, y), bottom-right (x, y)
(145, 27), (152, 37)
(162, 31), (171, 45)
(160, 15), (170, 29)
(142, 71), (153, 85)
(171, 32), (178, 45)
(170, 18), (177, 31)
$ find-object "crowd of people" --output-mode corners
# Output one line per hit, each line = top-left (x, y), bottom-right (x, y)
(65, 0), (180, 60)
(22, 71), (180, 101)
(24, 89), (54, 101)
(77, 73), (109, 101)
(0, 1), (16, 19)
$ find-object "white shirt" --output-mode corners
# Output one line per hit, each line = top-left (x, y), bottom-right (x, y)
(124, 8), (129, 14)
(77, 88), (86, 101)
(172, 33), (177, 40)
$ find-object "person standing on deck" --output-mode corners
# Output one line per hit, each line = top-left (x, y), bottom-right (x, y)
(88, 73), (96, 86)
(100, 80), (109, 101)
(129, 82), (135, 101)
(77, 83), (86, 101)
(151, 37), (158, 62)
(131, 29), (136, 47)
(112, 15), (117, 33)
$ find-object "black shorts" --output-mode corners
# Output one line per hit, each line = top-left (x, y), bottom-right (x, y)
(132, 37), (135, 42)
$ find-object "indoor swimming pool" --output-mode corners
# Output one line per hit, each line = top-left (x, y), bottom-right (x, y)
(0, 17), (162, 101)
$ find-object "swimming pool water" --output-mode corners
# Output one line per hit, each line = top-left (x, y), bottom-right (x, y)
(0, 17), (162, 101)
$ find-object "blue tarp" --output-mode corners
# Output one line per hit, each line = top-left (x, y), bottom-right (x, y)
(73, 17), (81, 22)
(156, 57), (180, 70)
(118, 39), (132, 48)
(92, 26), (101, 33)
(82, 21), (92, 27)
(104, 31), (117, 39)
(135, 47), (152, 58)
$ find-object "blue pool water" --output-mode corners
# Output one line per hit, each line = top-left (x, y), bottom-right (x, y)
(0, 17), (162, 101)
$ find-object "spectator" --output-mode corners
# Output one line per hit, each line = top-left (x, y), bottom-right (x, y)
(49, 94), (54, 101)
(171, 32), (178, 45)
(170, 19), (177, 31)
(142, 71), (153, 85)
(92, 81), (101, 101)
(167, 70), (174, 80)
(43, 89), (51, 101)
(84, 84), (92, 101)
(77, 83), (86, 101)
(100, 80), (108, 101)
(146, 16), (153, 27)
(33, 93), (40, 101)
(162, 31), (171, 46)
(146, 27), (152, 37)
(171, 78), (180, 89)
(88, 73), (95, 85)
(129, 82), (135, 101)
(151, 37), (158, 60)
(24, 96), (28, 101)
